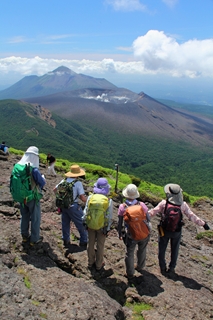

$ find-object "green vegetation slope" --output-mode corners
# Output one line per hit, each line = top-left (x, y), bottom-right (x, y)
(1, 99), (213, 198)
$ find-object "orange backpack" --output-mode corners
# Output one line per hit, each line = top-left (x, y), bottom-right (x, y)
(123, 202), (150, 240)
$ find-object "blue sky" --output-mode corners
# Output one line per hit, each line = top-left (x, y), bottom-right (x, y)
(1, 0), (213, 104)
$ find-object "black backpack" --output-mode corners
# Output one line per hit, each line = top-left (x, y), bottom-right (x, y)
(55, 179), (77, 209)
(161, 201), (183, 232)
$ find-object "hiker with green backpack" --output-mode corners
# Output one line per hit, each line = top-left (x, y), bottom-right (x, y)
(10, 146), (46, 246)
(83, 178), (113, 272)
(117, 184), (151, 280)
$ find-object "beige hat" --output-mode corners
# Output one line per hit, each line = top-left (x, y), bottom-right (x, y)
(64, 164), (85, 178)
(164, 183), (183, 206)
(122, 184), (140, 199)
(26, 146), (39, 156)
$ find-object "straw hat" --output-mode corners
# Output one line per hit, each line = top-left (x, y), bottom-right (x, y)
(164, 183), (183, 206)
(64, 164), (85, 178)
(122, 184), (140, 199)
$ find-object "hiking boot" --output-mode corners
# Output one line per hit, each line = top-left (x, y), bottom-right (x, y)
(96, 262), (105, 272)
(79, 242), (87, 248)
(124, 273), (134, 280)
(63, 240), (70, 247)
(160, 267), (167, 276)
(88, 263), (96, 270)
(30, 236), (43, 246)
(135, 265), (143, 274)
(22, 235), (30, 243)
(168, 267), (175, 274)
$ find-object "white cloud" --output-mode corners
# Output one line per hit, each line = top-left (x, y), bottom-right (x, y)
(132, 30), (213, 78)
(105, 0), (146, 11)
(1, 30), (213, 88)
(162, 0), (178, 8)
(8, 36), (29, 44)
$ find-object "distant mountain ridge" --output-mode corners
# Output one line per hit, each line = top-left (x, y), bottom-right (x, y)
(1, 67), (213, 197)
(0, 66), (117, 99)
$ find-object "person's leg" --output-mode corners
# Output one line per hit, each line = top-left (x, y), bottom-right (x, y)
(50, 162), (56, 176)
(137, 235), (150, 270)
(87, 229), (96, 267)
(28, 199), (41, 243)
(125, 237), (136, 277)
(158, 234), (170, 271)
(61, 208), (71, 242)
(70, 204), (88, 244)
(96, 229), (106, 270)
(20, 204), (31, 238)
(169, 231), (181, 271)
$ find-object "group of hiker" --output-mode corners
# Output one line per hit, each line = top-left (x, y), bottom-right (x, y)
(9, 145), (210, 278)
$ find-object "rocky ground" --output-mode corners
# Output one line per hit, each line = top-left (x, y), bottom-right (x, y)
(0, 154), (213, 320)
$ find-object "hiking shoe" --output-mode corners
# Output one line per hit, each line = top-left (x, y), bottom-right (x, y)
(96, 262), (105, 272)
(63, 240), (70, 247)
(88, 263), (96, 270)
(22, 235), (30, 243)
(135, 265), (143, 274)
(79, 242), (87, 250)
(30, 236), (43, 246)
(160, 268), (167, 276)
(124, 273), (134, 280)
(168, 268), (175, 274)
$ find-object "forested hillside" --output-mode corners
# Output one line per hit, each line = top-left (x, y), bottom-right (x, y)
(1, 99), (213, 197)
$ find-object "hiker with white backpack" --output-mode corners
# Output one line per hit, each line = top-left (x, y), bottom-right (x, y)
(148, 183), (210, 275)
(117, 184), (151, 280)
(83, 178), (113, 272)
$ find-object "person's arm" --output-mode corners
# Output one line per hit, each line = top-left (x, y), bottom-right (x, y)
(32, 168), (46, 189)
(79, 194), (87, 203)
(182, 202), (210, 229)
(117, 203), (125, 239)
(148, 200), (166, 217)
(106, 199), (113, 232)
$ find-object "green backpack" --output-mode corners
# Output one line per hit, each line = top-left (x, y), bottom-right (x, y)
(10, 163), (42, 204)
(55, 179), (77, 209)
(86, 194), (109, 230)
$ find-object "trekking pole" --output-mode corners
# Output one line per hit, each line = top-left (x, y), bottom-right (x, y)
(114, 164), (119, 194)
(26, 163), (32, 190)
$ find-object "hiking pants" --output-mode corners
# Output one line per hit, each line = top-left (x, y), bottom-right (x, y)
(125, 235), (150, 276)
(61, 203), (88, 244)
(87, 228), (106, 269)
(47, 162), (56, 176)
(20, 199), (41, 242)
(158, 230), (182, 271)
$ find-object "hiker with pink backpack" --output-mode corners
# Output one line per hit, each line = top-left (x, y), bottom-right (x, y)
(117, 184), (151, 280)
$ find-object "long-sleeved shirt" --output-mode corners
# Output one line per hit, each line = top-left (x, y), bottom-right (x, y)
(148, 199), (205, 227)
(32, 167), (46, 190)
(83, 194), (113, 231)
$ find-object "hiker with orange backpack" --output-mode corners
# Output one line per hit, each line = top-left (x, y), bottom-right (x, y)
(83, 178), (113, 272)
(149, 183), (210, 275)
(117, 184), (151, 280)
